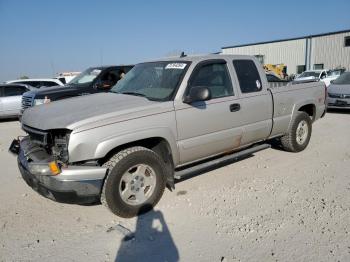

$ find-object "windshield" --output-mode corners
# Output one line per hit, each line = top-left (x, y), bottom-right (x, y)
(298, 71), (320, 78)
(110, 61), (189, 101)
(327, 69), (344, 77)
(332, 72), (350, 85)
(69, 68), (102, 85)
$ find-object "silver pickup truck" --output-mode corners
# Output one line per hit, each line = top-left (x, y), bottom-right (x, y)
(10, 55), (326, 217)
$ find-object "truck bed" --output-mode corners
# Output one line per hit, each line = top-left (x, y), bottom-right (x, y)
(268, 81), (326, 137)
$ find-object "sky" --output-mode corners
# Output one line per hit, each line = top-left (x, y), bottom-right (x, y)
(0, 0), (349, 82)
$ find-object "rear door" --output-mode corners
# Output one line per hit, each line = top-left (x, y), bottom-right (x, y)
(175, 59), (244, 164)
(231, 59), (273, 144)
(2, 86), (28, 116)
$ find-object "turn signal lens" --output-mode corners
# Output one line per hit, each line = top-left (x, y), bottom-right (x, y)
(49, 161), (61, 175)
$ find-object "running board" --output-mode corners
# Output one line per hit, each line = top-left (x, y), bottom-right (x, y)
(174, 144), (271, 180)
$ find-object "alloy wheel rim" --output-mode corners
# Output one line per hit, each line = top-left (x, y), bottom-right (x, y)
(296, 120), (308, 145)
(118, 164), (156, 206)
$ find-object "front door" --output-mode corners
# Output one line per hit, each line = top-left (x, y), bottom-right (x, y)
(175, 60), (243, 165)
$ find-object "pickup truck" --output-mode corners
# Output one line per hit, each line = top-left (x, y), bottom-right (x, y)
(10, 55), (327, 218)
(21, 65), (133, 111)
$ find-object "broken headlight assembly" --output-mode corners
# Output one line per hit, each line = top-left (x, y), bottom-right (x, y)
(51, 130), (71, 164)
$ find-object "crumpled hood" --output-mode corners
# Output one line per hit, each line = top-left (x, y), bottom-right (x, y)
(327, 84), (350, 94)
(21, 93), (166, 131)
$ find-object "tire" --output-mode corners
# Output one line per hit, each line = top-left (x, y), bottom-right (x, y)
(101, 146), (166, 218)
(280, 112), (312, 152)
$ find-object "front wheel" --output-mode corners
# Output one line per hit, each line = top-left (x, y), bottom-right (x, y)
(280, 112), (312, 152)
(101, 146), (166, 218)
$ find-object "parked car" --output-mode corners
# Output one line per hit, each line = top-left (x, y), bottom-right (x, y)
(20, 65), (133, 111)
(6, 78), (64, 88)
(294, 69), (340, 87)
(324, 68), (345, 85)
(295, 69), (327, 80)
(327, 71), (350, 109)
(0, 84), (34, 118)
(10, 55), (326, 218)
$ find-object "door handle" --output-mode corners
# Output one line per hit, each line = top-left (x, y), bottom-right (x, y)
(229, 103), (240, 112)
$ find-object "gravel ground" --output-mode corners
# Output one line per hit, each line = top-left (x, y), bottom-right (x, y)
(0, 111), (349, 262)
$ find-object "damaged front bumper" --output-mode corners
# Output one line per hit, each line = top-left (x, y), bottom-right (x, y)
(10, 137), (107, 204)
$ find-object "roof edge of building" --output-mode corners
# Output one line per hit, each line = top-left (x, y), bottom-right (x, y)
(222, 29), (350, 49)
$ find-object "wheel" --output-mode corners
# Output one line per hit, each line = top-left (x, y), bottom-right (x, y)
(280, 112), (312, 152)
(101, 146), (166, 218)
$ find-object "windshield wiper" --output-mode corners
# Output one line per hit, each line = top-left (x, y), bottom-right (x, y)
(120, 91), (146, 97)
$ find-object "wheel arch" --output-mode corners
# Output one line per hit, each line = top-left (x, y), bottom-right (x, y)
(97, 135), (177, 189)
(297, 103), (316, 122)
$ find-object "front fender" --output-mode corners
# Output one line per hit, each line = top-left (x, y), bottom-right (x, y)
(94, 127), (179, 164)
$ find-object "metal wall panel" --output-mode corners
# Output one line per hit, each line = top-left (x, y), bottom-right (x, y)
(222, 32), (350, 74)
(311, 32), (350, 70)
(222, 39), (306, 74)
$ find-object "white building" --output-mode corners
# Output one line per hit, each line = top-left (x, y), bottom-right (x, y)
(222, 29), (350, 75)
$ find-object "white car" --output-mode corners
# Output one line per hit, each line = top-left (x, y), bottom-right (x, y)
(324, 68), (345, 86)
(6, 78), (64, 88)
(295, 69), (327, 82)
(295, 69), (344, 87)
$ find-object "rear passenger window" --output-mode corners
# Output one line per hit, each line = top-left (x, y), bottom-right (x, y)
(16, 81), (41, 88)
(190, 62), (233, 99)
(233, 60), (262, 93)
(41, 81), (59, 87)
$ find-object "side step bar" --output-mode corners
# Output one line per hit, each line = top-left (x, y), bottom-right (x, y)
(174, 143), (271, 180)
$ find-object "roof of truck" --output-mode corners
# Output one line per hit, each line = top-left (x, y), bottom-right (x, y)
(148, 54), (255, 63)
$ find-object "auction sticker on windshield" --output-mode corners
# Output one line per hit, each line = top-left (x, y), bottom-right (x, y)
(165, 63), (187, 70)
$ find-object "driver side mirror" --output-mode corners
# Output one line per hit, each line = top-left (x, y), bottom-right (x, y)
(183, 86), (211, 104)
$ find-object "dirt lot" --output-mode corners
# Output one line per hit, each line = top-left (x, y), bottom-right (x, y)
(0, 111), (349, 262)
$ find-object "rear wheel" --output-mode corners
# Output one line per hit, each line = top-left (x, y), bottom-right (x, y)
(101, 146), (166, 218)
(280, 112), (312, 152)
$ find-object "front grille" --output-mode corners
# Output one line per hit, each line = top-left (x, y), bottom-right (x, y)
(22, 125), (50, 145)
(328, 93), (350, 99)
(22, 95), (34, 110)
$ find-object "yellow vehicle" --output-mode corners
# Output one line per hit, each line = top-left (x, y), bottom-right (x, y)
(263, 64), (287, 79)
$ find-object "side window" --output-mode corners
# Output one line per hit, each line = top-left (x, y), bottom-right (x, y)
(4, 86), (27, 96)
(58, 77), (66, 84)
(16, 81), (41, 88)
(0, 87), (3, 97)
(101, 69), (120, 87)
(233, 60), (262, 94)
(41, 81), (59, 87)
(190, 62), (233, 99)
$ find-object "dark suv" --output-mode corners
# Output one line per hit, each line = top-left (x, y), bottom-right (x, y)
(21, 65), (133, 111)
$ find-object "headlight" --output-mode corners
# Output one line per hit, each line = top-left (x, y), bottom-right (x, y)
(28, 161), (61, 176)
(52, 132), (70, 163)
(33, 97), (51, 106)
